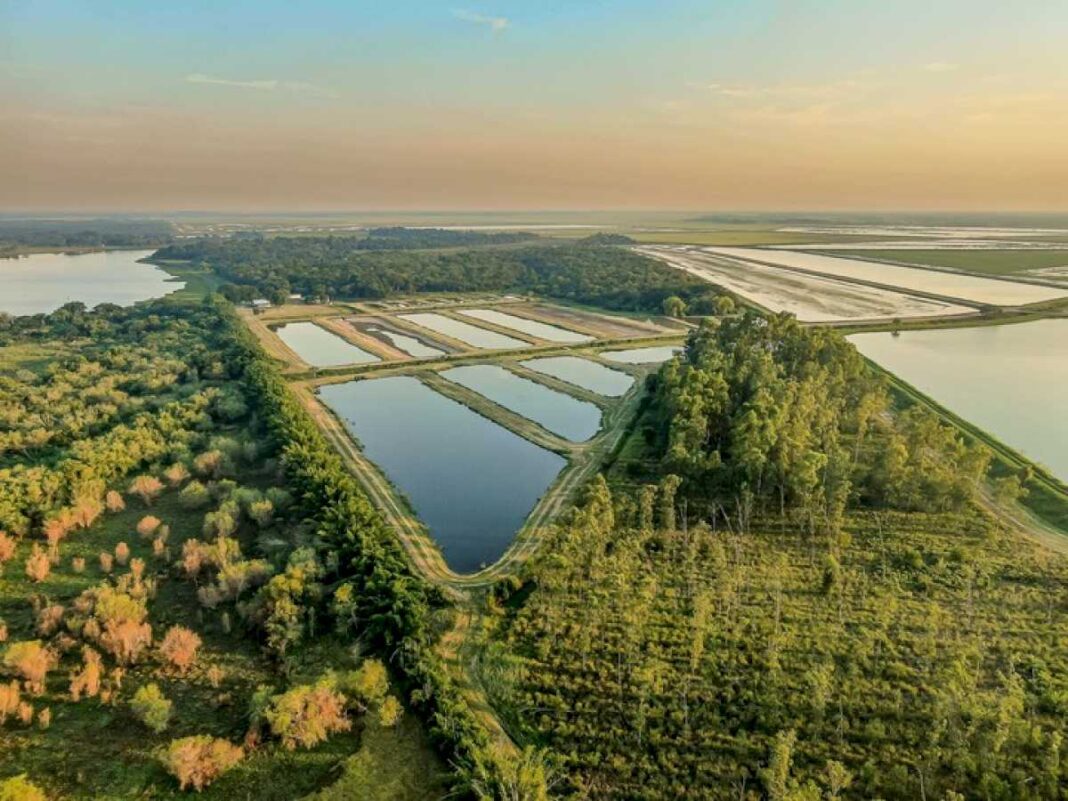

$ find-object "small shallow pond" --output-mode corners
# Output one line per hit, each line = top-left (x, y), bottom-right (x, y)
(275, 322), (380, 367)
(850, 320), (1068, 482)
(0, 249), (181, 316)
(521, 356), (634, 397)
(364, 325), (445, 359)
(319, 376), (566, 572)
(398, 312), (530, 350)
(601, 346), (682, 364)
(441, 364), (602, 441)
(457, 308), (592, 343)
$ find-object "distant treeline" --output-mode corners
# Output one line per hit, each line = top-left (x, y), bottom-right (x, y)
(154, 234), (710, 312)
(0, 218), (175, 251)
(355, 226), (539, 249)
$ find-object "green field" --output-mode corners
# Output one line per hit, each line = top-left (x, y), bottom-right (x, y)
(843, 249), (1068, 276)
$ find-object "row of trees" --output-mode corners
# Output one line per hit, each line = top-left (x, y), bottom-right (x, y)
(652, 312), (992, 534)
(154, 235), (711, 311)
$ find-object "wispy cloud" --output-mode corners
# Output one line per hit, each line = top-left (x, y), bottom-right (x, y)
(452, 8), (510, 33)
(922, 61), (958, 73)
(185, 73), (338, 98)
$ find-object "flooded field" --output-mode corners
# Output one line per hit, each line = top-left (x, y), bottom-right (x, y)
(850, 320), (1068, 482)
(703, 247), (1068, 306)
(441, 364), (602, 441)
(274, 322), (381, 367)
(601, 346), (682, 364)
(521, 356), (634, 397)
(363, 325), (445, 359)
(319, 376), (565, 572)
(640, 246), (973, 322)
(398, 312), (530, 349)
(457, 308), (592, 343)
(0, 249), (181, 316)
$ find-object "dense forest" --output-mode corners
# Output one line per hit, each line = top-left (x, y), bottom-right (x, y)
(152, 234), (711, 311)
(484, 314), (1067, 800)
(0, 219), (174, 254)
(0, 298), (542, 799)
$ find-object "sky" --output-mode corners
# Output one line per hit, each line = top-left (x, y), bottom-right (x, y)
(2, 0), (1067, 213)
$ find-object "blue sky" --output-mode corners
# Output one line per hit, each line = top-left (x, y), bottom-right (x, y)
(2, 1), (1067, 210)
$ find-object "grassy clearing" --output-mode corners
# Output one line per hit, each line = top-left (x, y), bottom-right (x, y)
(152, 260), (226, 302)
(0, 341), (72, 373)
(846, 250), (1068, 276)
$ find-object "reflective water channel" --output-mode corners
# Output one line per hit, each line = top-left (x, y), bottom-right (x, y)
(318, 376), (566, 572)
(275, 322), (381, 367)
(521, 356), (634, 397)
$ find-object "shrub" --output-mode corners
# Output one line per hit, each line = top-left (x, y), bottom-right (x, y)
(206, 665), (225, 689)
(114, 542), (130, 566)
(99, 552), (114, 574)
(161, 735), (244, 791)
(159, 626), (202, 674)
(24, 545), (50, 583)
(0, 532), (16, 567)
(37, 707), (50, 729)
(137, 515), (162, 539)
(261, 677), (351, 751)
(71, 556), (86, 573)
(2, 641), (56, 695)
(179, 481), (211, 510)
(131, 683), (173, 733)
(69, 646), (103, 701)
(378, 694), (403, 727)
(129, 558), (146, 582)
(0, 774), (47, 801)
(193, 451), (225, 479)
(0, 680), (20, 723)
(105, 490), (126, 512)
(248, 500), (275, 527)
(34, 604), (64, 637)
(163, 463), (191, 487)
(342, 659), (389, 708)
(85, 585), (153, 665)
(129, 475), (164, 506)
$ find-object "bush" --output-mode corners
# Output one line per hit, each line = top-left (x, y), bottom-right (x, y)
(0, 532), (16, 567)
(136, 515), (162, 539)
(179, 481), (211, 510)
(105, 490), (126, 512)
(0, 680), (20, 723)
(2, 641), (55, 695)
(161, 735), (244, 791)
(129, 475), (164, 506)
(159, 626), (202, 674)
(69, 646), (102, 701)
(24, 545), (50, 583)
(0, 775), (47, 801)
(131, 683), (173, 733)
(261, 677), (351, 751)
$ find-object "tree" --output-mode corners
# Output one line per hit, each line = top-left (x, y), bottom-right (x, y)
(131, 683), (173, 733)
(69, 646), (102, 701)
(761, 729), (797, 801)
(159, 626), (202, 674)
(129, 475), (163, 506)
(378, 695), (403, 727)
(161, 735), (244, 791)
(137, 515), (162, 539)
(0, 775), (47, 801)
(662, 295), (687, 317)
(2, 641), (55, 695)
(715, 295), (736, 315)
(824, 760), (853, 800)
(261, 677), (351, 750)
(24, 545), (50, 583)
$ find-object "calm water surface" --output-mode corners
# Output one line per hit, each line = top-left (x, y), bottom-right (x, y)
(319, 376), (565, 572)
(601, 346), (682, 364)
(275, 322), (380, 367)
(365, 325), (445, 359)
(398, 312), (530, 349)
(850, 320), (1068, 481)
(522, 356), (634, 397)
(441, 364), (601, 441)
(457, 308), (592, 343)
(707, 247), (1068, 306)
(1, 249), (181, 315)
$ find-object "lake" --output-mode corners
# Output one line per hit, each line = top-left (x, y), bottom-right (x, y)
(275, 322), (380, 367)
(441, 364), (602, 441)
(398, 312), (530, 349)
(521, 356), (634, 397)
(319, 376), (566, 572)
(364, 325), (445, 359)
(602, 346), (682, 364)
(849, 320), (1068, 482)
(0, 249), (182, 316)
(457, 308), (592, 343)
